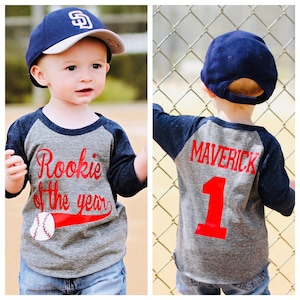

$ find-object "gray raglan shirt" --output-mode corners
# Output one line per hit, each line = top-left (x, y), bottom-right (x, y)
(153, 103), (294, 284)
(6, 108), (146, 278)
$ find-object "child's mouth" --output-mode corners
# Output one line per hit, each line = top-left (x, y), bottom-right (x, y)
(77, 88), (92, 93)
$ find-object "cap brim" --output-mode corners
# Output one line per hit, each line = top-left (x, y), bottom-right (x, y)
(43, 29), (125, 55)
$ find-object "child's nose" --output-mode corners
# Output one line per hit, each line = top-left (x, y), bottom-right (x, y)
(79, 68), (92, 82)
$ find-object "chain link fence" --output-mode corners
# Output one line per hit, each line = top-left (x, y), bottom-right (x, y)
(153, 5), (295, 295)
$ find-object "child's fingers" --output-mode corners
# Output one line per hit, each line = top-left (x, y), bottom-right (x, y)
(6, 162), (27, 177)
(5, 149), (15, 159)
(5, 154), (26, 170)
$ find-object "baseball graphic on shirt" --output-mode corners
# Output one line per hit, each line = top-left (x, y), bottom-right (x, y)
(30, 212), (55, 241)
(29, 202), (113, 241)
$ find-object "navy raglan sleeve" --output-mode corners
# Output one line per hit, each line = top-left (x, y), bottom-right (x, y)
(153, 103), (203, 160)
(106, 123), (146, 197)
(5, 109), (42, 198)
(258, 134), (295, 216)
(5, 118), (31, 198)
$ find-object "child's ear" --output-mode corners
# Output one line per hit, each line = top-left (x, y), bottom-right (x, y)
(106, 63), (110, 73)
(201, 81), (216, 98)
(30, 65), (49, 87)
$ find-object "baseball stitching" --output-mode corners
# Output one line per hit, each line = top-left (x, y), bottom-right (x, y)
(42, 213), (52, 239)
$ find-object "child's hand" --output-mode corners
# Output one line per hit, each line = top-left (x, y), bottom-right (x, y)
(290, 179), (295, 191)
(134, 146), (147, 183)
(5, 149), (27, 193)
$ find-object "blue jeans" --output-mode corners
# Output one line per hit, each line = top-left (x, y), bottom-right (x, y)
(19, 258), (126, 295)
(176, 266), (270, 295)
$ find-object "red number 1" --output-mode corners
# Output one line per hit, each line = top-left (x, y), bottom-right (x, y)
(195, 176), (227, 239)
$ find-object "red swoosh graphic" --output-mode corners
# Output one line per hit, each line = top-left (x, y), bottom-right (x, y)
(52, 202), (113, 228)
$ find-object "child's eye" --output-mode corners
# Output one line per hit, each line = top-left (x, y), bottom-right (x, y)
(92, 64), (101, 69)
(66, 65), (76, 71)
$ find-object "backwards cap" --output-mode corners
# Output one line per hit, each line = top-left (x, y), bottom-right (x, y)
(200, 30), (278, 105)
(26, 7), (125, 87)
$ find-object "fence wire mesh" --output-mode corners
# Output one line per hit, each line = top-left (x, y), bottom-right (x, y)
(152, 5), (295, 295)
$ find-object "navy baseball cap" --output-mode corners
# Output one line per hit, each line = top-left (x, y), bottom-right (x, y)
(26, 7), (125, 87)
(200, 30), (278, 105)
